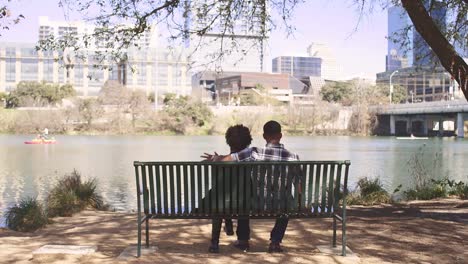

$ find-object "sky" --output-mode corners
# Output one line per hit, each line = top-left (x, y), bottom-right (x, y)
(1, 0), (389, 80)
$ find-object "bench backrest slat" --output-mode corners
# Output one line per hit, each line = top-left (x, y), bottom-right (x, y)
(183, 165), (189, 214)
(162, 165), (169, 215)
(306, 164), (313, 212)
(141, 165), (149, 214)
(327, 164), (336, 213)
(148, 165), (156, 215)
(313, 164), (321, 214)
(189, 165), (195, 214)
(155, 165), (162, 213)
(135, 161), (350, 217)
(321, 164), (329, 213)
(334, 164), (343, 210)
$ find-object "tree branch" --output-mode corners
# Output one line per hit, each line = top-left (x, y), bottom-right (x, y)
(401, 0), (468, 101)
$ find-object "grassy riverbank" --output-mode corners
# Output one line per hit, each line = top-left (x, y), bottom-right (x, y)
(0, 105), (367, 137)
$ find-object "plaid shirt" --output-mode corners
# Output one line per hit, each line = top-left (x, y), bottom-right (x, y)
(231, 143), (300, 162)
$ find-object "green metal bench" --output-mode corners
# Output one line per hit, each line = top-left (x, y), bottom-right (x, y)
(134, 160), (350, 257)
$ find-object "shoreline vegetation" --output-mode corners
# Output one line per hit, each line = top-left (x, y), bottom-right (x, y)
(0, 104), (362, 137)
(4, 170), (107, 232)
(0, 80), (388, 137)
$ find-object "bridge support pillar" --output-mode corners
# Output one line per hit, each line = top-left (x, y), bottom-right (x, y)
(407, 117), (412, 135)
(422, 117), (428, 136)
(390, 115), (395, 136)
(438, 117), (444, 137)
(457, 113), (465, 138)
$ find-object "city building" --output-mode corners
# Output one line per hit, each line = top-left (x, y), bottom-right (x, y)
(39, 16), (158, 49)
(186, 1), (266, 72)
(376, 67), (460, 103)
(453, 14), (467, 59)
(191, 71), (240, 102)
(377, 3), (466, 104)
(412, 1), (447, 67)
(271, 56), (321, 80)
(0, 17), (192, 96)
(214, 72), (308, 104)
(307, 43), (340, 80)
(386, 6), (411, 72)
(0, 43), (192, 96)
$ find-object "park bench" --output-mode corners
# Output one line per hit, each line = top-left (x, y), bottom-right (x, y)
(134, 160), (350, 257)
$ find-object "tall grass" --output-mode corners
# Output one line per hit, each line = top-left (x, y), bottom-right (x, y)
(4, 170), (107, 232)
(402, 145), (467, 200)
(4, 197), (49, 232)
(47, 170), (106, 217)
(347, 177), (391, 205)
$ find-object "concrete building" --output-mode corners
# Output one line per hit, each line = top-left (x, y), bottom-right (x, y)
(271, 56), (321, 80)
(307, 43), (340, 80)
(0, 43), (191, 96)
(0, 17), (191, 96)
(38, 16), (158, 49)
(214, 72), (307, 104)
(376, 66), (460, 103)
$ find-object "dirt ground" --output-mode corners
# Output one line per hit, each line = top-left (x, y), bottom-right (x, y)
(0, 198), (466, 264)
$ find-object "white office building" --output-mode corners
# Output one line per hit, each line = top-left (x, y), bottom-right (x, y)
(38, 16), (158, 49)
(307, 42), (341, 80)
(0, 17), (192, 96)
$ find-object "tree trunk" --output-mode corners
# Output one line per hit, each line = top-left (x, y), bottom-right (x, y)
(401, 0), (468, 101)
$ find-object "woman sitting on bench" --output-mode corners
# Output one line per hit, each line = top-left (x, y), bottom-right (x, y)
(207, 124), (253, 253)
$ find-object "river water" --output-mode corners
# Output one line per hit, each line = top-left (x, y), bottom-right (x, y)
(1, 135), (467, 219)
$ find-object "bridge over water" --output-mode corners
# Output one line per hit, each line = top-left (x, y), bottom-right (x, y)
(372, 100), (468, 138)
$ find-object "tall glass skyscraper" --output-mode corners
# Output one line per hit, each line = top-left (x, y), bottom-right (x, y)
(386, 6), (411, 72)
(453, 14), (467, 59)
(413, 1), (447, 67)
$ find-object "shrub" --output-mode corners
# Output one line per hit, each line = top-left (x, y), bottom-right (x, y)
(4, 197), (48, 232)
(346, 177), (391, 205)
(47, 170), (106, 217)
(7, 81), (76, 108)
(402, 179), (468, 200)
(48, 187), (81, 217)
(358, 178), (385, 197)
(451, 182), (468, 199)
(161, 94), (213, 134)
(404, 185), (446, 200)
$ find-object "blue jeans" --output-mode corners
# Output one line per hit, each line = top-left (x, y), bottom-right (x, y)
(211, 218), (233, 243)
(236, 218), (250, 241)
(236, 215), (289, 243)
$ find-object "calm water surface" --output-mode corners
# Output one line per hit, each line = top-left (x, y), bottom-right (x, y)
(1, 135), (467, 221)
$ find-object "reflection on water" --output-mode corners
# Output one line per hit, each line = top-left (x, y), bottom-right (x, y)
(0, 135), (467, 223)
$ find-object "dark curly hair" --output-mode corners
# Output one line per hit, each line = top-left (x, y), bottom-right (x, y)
(225, 124), (253, 153)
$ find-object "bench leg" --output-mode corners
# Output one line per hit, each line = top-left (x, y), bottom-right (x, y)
(137, 214), (142, 257)
(332, 216), (337, 247)
(342, 216), (346, 256)
(145, 217), (150, 248)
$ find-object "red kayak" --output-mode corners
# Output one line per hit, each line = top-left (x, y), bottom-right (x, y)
(24, 138), (57, 144)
